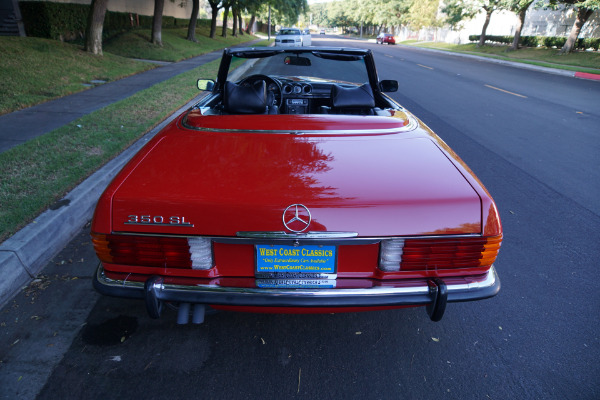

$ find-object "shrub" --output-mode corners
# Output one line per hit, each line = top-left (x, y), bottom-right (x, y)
(469, 34), (599, 50)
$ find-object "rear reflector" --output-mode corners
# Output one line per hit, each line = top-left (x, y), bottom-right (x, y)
(379, 236), (502, 272)
(379, 239), (405, 272)
(91, 233), (213, 270)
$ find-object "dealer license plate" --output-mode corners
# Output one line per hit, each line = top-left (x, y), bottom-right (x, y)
(255, 244), (336, 277)
(256, 279), (336, 289)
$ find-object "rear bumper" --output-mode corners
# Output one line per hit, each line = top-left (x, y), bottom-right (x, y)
(93, 264), (500, 319)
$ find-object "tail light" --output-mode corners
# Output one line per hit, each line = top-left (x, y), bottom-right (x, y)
(379, 235), (502, 272)
(91, 233), (213, 270)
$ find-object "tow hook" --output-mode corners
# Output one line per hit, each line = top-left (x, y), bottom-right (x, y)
(427, 278), (448, 322)
(144, 276), (164, 319)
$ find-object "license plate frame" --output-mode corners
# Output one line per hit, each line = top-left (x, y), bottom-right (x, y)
(255, 244), (337, 279)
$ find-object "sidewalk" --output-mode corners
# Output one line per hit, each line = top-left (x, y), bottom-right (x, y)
(0, 50), (226, 153)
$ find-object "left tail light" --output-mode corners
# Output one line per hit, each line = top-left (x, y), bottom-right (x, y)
(91, 233), (213, 270)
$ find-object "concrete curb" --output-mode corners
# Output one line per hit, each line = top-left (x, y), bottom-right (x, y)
(0, 94), (205, 308)
(574, 71), (600, 81)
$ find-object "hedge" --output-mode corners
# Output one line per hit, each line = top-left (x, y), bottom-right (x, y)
(19, 1), (208, 42)
(468, 34), (600, 51)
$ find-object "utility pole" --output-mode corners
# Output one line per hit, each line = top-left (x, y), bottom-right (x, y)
(268, 4), (271, 40)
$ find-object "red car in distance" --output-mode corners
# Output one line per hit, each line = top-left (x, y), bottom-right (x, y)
(91, 47), (502, 325)
(377, 33), (396, 45)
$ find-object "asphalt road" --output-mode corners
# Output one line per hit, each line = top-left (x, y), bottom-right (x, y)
(1, 36), (599, 400)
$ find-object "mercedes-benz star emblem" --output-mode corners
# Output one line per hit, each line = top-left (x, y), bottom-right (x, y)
(283, 204), (312, 233)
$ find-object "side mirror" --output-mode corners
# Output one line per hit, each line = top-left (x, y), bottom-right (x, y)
(379, 80), (398, 93)
(197, 79), (215, 91)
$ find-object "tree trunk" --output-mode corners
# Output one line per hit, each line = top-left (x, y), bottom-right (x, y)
(187, 0), (200, 42)
(478, 7), (493, 47)
(232, 6), (238, 37)
(246, 14), (256, 34)
(238, 13), (244, 35)
(222, 5), (230, 37)
(209, 2), (219, 39)
(84, 0), (108, 55)
(509, 8), (527, 51)
(559, 7), (594, 55)
(151, 0), (164, 46)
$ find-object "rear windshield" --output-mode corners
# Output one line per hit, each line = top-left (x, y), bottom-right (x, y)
(279, 29), (301, 35)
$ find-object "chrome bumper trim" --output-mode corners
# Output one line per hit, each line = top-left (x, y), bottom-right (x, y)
(93, 265), (500, 308)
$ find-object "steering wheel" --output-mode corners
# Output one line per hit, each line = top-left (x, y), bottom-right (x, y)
(238, 74), (282, 109)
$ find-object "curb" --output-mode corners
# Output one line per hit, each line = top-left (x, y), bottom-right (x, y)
(0, 94), (205, 308)
(574, 71), (600, 81)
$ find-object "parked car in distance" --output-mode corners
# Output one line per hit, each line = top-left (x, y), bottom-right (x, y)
(320, 29), (325, 35)
(376, 32), (395, 45)
(91, 47), (502, 325)
(275, 28), (303, 47)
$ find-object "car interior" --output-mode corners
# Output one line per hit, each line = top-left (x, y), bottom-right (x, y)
(207, 77), (385, 116)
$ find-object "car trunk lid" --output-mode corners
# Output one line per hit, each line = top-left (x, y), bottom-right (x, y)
(111, 117), (482, 237)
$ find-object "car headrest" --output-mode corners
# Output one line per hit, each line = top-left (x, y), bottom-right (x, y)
(224, 81), (267, 114)
(331, 83), (375, 109)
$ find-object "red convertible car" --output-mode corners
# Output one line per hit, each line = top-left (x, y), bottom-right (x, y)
(91, 47), (502, 324)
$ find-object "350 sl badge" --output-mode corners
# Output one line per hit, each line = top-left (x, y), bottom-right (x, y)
(125, 215), (194, 227)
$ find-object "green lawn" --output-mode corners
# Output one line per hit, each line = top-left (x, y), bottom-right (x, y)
(104, 26), (256, 62)
(0, 36), (153, 115)
(0, 26), (258, 241)
(0, 27), (257, 115)
(0, 60), (222, 242)
(405, 42), (600, 73)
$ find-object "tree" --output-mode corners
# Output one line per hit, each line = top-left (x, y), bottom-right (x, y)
(555, 0), (600, 54)
(151, 0), (165, 45)
(187, 0), (200, 42)
(406, 0), (442, 31)
(238, 12), (245, 35)
(477, 0), (502, 46)
(222, 0), (232, 37)
(84, 0), (108, 55)
(506, 0), (536, 50)
(244, 0), (260, 34)
(442, 0), (504, 46)
(208, 0), (222, 38)
(443, 0), (478, 30)
(232, 1), (239, 36)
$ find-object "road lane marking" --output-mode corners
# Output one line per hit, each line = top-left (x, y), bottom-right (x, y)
(417, 64), (434, 70)
(485, 84), (527, 98)
(385, 54), (394, 58)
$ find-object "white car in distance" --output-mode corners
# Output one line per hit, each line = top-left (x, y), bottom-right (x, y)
(275, 28), (303, 47)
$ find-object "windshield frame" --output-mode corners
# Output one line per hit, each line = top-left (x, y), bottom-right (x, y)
(216, 47), (381, 94)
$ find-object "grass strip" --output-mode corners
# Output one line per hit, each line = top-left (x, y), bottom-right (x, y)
(0, 28), (257, 115)
(0, 36), (154, 115)
(401, 42), (600, 74)
(0, 59), (225, 242)
(104, 27), (257, 62)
